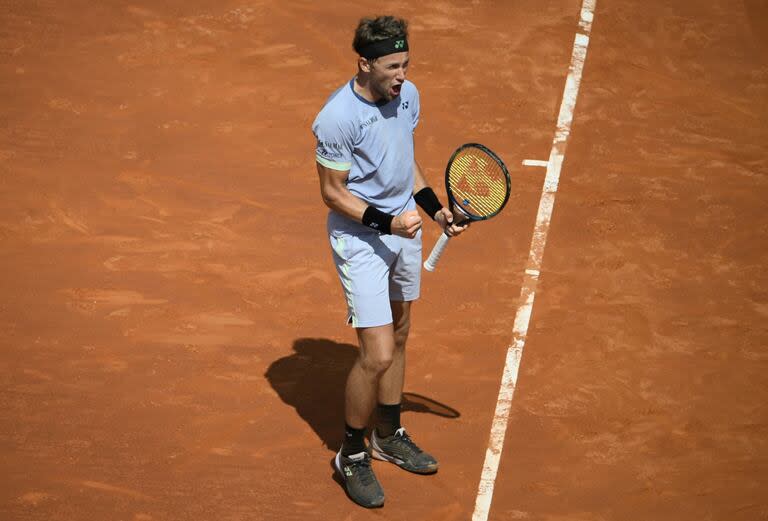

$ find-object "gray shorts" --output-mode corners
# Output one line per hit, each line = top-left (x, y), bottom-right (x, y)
(328, 216), (422, 328)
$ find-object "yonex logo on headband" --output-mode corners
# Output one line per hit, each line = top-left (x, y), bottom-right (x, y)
(394, 40), (405, 49)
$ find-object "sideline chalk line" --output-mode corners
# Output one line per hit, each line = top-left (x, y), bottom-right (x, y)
(471, 1), (596, 520)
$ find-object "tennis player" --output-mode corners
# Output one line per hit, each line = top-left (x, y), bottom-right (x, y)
(312, 15), (468, 508)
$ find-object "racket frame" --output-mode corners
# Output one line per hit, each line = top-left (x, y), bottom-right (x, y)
(444, 142), (512, 224)
(423, 143), (511, 272)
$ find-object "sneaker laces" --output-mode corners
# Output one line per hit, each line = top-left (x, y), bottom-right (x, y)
(390, 428), (423, 455)
(346, 453), (376, 486)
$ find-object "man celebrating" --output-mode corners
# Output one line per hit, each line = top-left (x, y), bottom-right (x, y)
(312, 15), (467, 508)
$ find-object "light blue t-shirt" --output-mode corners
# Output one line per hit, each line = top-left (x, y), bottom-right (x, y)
(313, 78), (420, 232)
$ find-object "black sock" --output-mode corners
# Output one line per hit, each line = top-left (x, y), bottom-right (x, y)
(375, 402), (401, 438)
(341, 423), (367, 456)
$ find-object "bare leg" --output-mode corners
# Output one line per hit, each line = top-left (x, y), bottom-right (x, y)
(367, 300), (437, 473)
(378, 301), (411, 405)
(345, 323), (396, 428)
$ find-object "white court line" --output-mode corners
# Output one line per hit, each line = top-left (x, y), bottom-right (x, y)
(471, 1), (596, 520)
(522, 159), (549, 168)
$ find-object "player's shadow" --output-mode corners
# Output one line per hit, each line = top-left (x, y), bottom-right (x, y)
(265, 337), (461, 451)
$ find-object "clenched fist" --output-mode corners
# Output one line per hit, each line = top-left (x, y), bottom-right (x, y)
(391, 210), (422, 239)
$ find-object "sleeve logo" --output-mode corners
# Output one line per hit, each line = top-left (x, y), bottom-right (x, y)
(317, 140), (344, 159)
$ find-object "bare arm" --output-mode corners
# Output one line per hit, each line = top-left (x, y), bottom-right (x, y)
(412, 160), (469, 237)
(413, 160), (430, 196)
(316, 162), (367, 223)
(316, 162), (422, 238)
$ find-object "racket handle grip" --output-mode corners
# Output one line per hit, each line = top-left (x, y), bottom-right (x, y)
(423, 233), (451, 272)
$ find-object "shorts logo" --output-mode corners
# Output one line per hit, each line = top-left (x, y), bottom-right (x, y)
(394, 40), (405, 49)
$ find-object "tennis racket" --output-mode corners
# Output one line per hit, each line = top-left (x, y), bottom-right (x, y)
(423, 143), (511, 272)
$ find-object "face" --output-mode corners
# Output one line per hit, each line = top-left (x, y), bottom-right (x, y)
(364, 51), (409, 102)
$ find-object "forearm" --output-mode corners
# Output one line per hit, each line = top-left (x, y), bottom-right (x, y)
(413, 160), (429, 194)
(317, 162), (404, 235)
(412, 161), (443, 221)
(320, 182), (368, 223)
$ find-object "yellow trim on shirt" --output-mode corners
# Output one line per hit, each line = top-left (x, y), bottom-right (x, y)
(316, 155), (351, 171)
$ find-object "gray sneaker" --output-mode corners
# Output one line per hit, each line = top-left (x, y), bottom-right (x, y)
(371, 427), (439, 474)
(334, 450), (385, 508)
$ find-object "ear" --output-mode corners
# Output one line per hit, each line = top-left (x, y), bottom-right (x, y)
(358, 56), (372, 73)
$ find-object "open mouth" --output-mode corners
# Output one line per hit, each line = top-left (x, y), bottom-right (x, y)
(391, 83), (402, 97)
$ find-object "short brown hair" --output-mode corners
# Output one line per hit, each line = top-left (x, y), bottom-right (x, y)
(353, 16), (408, 56)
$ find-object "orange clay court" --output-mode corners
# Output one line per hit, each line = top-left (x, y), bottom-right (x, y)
(1, 1), (767, 520)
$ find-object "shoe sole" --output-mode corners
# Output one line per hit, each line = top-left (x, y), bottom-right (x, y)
(334, 452), (385, 508)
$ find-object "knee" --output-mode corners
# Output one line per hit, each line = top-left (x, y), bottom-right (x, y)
(360, 351), (394, 375)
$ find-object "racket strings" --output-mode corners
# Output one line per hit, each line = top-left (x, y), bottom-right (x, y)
(448, 151), (508, 217)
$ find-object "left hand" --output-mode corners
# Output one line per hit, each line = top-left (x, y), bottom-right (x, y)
(434, 207), (469, 237)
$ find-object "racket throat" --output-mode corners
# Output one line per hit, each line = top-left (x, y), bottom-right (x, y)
(449, 205), (471, 227)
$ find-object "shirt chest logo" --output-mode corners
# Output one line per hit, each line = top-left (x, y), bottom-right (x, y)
(359, 114), (379, 130)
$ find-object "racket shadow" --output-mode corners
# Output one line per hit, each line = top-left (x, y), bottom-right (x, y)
(402, 392), (461, 419)
(264, 337), (461, 452)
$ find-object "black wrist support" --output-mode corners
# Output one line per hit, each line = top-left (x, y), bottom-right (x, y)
(362, 206), (394, 234)
(414, 187), (444, 220)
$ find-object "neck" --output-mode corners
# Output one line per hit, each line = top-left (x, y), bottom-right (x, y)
(353, 73), (380, 103)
